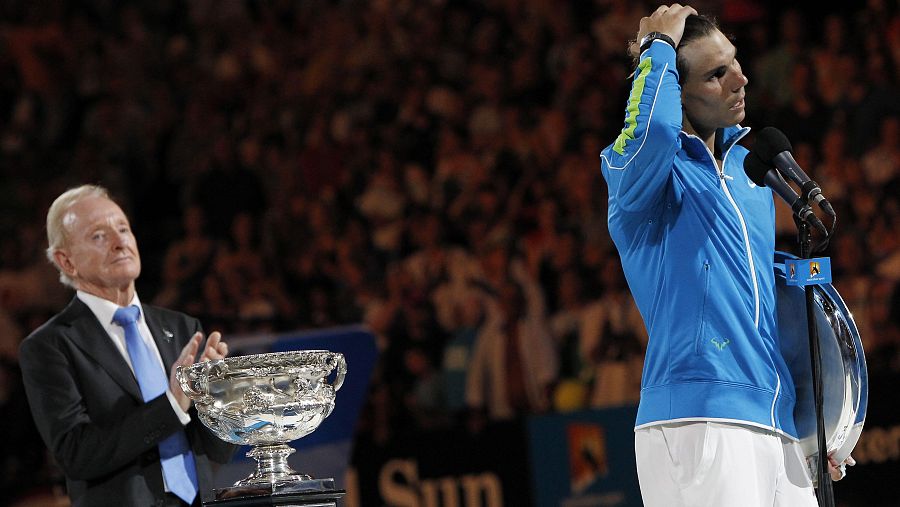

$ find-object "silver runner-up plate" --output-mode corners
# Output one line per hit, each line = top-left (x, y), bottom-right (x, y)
(774, 251), (868, 466)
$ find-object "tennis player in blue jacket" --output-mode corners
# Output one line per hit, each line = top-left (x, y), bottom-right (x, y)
(600, 4), (848, 506)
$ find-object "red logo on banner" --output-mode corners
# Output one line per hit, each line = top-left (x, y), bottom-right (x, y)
(567, 423), (608, 493)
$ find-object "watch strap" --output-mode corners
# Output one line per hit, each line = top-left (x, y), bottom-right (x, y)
(640, 32), (676, 53)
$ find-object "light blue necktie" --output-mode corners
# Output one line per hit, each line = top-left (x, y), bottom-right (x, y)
(113, 305), (198, 505)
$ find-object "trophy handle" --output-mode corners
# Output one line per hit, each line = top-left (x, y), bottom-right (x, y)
(330, 353), (347, 392)
(176, 363), (209, 399)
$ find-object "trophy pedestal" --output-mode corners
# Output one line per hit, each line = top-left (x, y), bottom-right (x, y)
(205, 478), (345, 507)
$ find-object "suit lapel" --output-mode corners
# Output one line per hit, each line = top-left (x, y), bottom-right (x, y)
(61, 298), (143, 401)
(142, 305), (180, 370)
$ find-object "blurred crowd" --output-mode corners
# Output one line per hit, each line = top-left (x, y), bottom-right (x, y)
(1, 0), (899, 504)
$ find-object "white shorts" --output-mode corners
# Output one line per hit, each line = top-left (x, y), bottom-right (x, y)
(635, 421), (818, 507)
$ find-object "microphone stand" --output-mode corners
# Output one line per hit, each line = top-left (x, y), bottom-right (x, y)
(795, 217), (834, 507)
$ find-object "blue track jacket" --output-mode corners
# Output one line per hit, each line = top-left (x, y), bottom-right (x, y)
(600, 41), (798, 438)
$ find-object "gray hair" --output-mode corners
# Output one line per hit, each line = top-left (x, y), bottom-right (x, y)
(46, 184), (111, 287)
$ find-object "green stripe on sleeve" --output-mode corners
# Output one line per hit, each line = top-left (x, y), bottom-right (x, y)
(613, 58), (653, 155)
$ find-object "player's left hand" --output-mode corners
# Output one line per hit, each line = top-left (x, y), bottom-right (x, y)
(828, 455), (856, 481)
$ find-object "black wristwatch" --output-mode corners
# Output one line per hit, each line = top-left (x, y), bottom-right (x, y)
(639, 32), (676, 53)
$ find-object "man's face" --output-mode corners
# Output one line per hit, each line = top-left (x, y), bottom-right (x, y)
(680, 29), (748, 137)
(56, 196), (141, 294)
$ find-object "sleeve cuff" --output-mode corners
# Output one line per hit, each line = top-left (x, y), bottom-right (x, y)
(166, 390), (192, 426)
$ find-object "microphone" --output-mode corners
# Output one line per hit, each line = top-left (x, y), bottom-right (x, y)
(753, 127), (836, 217)
(744, 151), (828, 235)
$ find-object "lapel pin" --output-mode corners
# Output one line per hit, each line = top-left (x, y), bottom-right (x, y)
(163, 329), (174, 341)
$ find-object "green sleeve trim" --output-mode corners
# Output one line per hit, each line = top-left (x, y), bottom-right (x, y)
(613, 58), (653, 155)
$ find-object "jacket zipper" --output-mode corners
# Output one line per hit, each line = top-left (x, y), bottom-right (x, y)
(695, 132), (780, 430)
(695, 261), (711, 354)
(713, 149), (780, 428)
(704, 146), (760, 328)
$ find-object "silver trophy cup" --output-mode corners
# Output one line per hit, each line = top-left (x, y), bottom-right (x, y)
(176, 350), (347, 499)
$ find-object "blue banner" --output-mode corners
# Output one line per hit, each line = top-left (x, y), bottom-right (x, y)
(527, 406), (642, 507)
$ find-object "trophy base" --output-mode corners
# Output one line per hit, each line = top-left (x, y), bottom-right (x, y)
(207, 478), (345, 506)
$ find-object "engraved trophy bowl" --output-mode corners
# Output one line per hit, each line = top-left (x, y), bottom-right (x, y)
(176, 350), (347, 498)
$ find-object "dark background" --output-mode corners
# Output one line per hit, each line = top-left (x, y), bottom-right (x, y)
(1, 0), (898, 505)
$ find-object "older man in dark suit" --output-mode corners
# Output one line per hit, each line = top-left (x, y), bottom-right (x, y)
(19, 185), (235, 506)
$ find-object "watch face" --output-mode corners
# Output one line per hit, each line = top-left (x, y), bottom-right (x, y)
(641, 33), (657, 45)
(640, 32), (676, 53)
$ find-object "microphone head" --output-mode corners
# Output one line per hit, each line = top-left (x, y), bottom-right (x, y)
(743, 151), (771, 187)
(754, 127), (793, 163)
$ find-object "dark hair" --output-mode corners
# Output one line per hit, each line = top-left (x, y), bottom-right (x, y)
(676, 14), (721, 84)
(628, 14), (721, 83)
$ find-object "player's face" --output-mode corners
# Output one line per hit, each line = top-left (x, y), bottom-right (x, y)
(680, 29), (748, 138)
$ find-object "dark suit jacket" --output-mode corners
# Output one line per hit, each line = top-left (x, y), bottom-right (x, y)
(19, 297), (236, 507)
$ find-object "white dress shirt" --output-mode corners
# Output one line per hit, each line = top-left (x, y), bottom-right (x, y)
(76, 290), (191, 426)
